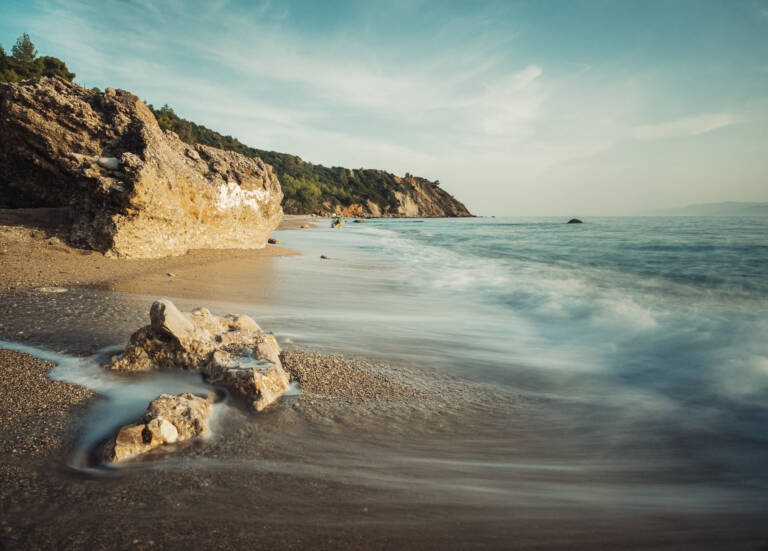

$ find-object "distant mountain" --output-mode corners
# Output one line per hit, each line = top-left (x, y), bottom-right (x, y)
(651, 202), (768, 216)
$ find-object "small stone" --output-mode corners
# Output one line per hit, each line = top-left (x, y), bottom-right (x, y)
(145, 417), (178, 444)
(97, 157), (120, 170)
(267, 237), (280, 245)
(35, 286), (68, 293)
(167, 272), (176, 277)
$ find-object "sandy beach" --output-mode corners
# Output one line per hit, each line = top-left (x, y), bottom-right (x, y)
(0, 210), (517, 550)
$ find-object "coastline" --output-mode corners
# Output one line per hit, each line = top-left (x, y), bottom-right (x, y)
(2, 214), (768, 550)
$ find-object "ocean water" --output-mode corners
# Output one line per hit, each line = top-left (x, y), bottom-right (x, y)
(263, 216), (768, 512)
(3, 215), (768, 544)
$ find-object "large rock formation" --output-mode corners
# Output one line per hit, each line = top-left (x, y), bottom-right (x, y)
(103, 392), (213, 463)
(108, 299), (290, 411)
(0, 77), (282, 258)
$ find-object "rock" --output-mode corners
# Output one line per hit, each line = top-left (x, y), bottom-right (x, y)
(331, 218), (344, 229)
(96, 157), (120, 170)
(149, 299), (195, 341)
(107, 300), (290, 410)
(208, 351), (290, 411)
(300, 224), (310, 229)
(567, 218), (583, 224)
(353, 219), (365, 223)
(167, 272), (176, 277)
(268, 237), (281, 244)
(320, 255), (329, 260)
(104, 86), (116, 96)
(0, 77), (283, 257)
(104, 392), (212, 463)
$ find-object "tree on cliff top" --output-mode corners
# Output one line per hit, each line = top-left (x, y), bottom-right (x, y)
(0, 33), (75, 83)
(11, 33), (37, 64)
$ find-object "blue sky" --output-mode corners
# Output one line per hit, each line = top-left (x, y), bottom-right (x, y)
(2, 0), (767, 215)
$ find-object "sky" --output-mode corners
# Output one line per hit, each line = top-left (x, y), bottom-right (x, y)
(2, 0), (767, 215)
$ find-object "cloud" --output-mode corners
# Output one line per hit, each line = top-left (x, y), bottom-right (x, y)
(631, 113), (737, 141)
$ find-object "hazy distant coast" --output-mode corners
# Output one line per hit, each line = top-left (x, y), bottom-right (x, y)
(649, 201), (768, 216)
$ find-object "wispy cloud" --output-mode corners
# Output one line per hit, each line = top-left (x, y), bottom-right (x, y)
(631, 113), (737, 141)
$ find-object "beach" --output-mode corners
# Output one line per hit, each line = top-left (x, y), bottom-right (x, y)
(2, 214), (768, 550)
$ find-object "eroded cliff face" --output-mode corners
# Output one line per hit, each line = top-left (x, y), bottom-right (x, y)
(323, 176), (471, 218)
(0, 77), (282, 258)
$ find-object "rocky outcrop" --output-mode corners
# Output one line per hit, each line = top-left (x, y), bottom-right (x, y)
(0, 77), (283, 258)
(313, 176), (472, 218)
(331, 218), (344, 229)
(103, 392), (213, 463)
(108, 299), (290, 411)
(567, 218), (583, 224)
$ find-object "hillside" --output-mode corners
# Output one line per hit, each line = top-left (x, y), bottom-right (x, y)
(150, 105), (471, 217)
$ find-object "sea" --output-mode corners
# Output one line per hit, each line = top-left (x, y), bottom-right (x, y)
(3, 215), (768, 546)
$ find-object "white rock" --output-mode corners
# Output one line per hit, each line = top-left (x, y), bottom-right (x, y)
(97, 157), (121, 170)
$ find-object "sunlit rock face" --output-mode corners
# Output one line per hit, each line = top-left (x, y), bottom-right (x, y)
(107, 299), (290, 411)
(0, 77), (283, 258)
(103, 392), (213, 463)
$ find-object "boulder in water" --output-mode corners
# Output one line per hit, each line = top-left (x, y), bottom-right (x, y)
(567, 218), (583, 224)
(107, 300), (290, 411)
(104, 392), (213, 463)
(331, 218), (344, 229)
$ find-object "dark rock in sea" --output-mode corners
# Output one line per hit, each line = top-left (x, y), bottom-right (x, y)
(567, 218), (583, 224)
(353, 219), (365, 223)
(268, 238), (281, 244)
(331, 218), (345, 229)
(0, 77), (283, 258)
(320, 255), (329, 259)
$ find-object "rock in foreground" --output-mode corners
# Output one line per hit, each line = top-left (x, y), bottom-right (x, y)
(0, 77), (283, 258)
(104, 392), (213, 463)
(108, 299), (289, 411)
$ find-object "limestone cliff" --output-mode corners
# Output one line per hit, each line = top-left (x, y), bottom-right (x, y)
(0, 77), (283, 258)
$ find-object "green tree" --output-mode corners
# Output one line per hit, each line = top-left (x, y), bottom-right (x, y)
(40, 56), (75, 81)
(11, 33), (37, 65)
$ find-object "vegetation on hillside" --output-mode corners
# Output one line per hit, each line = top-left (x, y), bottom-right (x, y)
(148, 104), (459, 215)
(0, 34), (75, 83)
